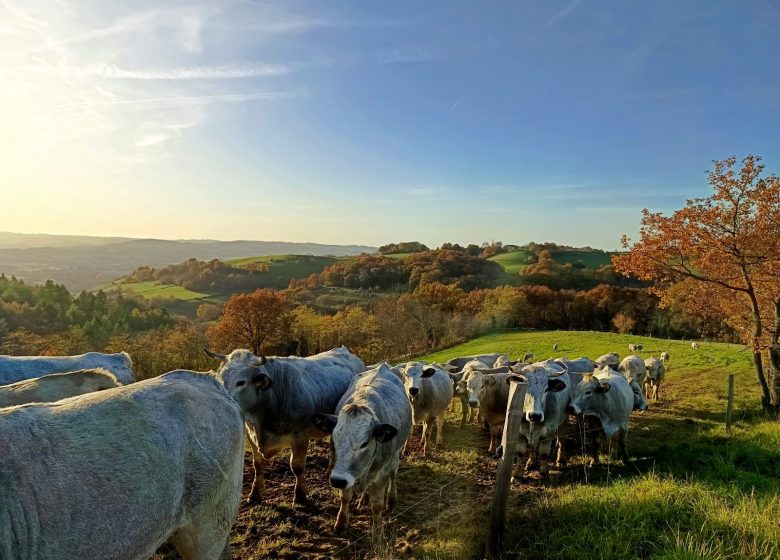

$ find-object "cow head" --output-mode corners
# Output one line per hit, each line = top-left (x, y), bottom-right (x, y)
(207, 348), (271, 412)
(314, 405), (398, 490)
(402, 363), (436, 401)
(462, 369), (486, 408)
(517, 361), (568, 424)
(567, 370), (611, 416)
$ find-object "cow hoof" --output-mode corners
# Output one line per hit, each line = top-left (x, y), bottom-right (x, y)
(293, 492), (310, 505)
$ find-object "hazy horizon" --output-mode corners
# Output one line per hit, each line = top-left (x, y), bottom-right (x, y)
(2, 1), (778, 249)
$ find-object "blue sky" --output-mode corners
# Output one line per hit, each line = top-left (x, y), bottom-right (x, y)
(1, 0), (778, 249)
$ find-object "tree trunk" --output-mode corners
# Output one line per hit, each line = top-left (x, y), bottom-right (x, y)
(745, 285), (774, 413)
(766, 298), (780, 414)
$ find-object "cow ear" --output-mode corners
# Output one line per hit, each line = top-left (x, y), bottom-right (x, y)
(506, 374), (526, 385)
(372, 423), (398, 443)
(548, 379), (567, 392)
(596, 382), (611, 393)
(312, 413), (338, 433)
(421, 367), (437, 378)
(252, 370), (272, 390)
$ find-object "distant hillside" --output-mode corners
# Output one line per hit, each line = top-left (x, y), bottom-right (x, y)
(489, 247), (615, 273)
(0, 233), (375, 292)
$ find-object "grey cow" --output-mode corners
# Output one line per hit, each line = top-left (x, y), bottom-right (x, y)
(0, 351), (135, 385)
(462, 369), (513, 453)
(508, 360), (572, 479)
(0, 370), (245, 560)
(617, 355), (649, 411)
(443, 353), (508, 373)
(568, 366), (635, 466)
(644, 357), (666, 400)
(208, 345), (364, 503)
(313, 363), (413, 533)
(400, 362), (454, 456)
(0, 368), (120, 407)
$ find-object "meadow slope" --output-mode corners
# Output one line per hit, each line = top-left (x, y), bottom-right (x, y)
(154, 331), (778, 560)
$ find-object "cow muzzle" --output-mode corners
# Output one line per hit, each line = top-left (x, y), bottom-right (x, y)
(527, 412), (544, 423)
(408, 387), (419, 397)
(566, 404), (579, 415)
(329, 475), (350, 490)
(468, 399), (479, 407)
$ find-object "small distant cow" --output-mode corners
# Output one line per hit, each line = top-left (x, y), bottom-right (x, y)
(314, 363), (412, 534)
(553, 343), (559, 352)
(0, 368), (120, 408)
(0, 352), (135, 385)
(644, 357), (666, 400)
(522, 352), (535, 363)
(660, 351), (670, 364)
(399, 362), (453, 456)
(0, 370), (245, 560)
(691, 342), (700, 350)
(594, 352), (620, 369)
(628, 343), (644, 353)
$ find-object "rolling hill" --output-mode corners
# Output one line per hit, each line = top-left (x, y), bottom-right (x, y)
(0, 233), (375, 292)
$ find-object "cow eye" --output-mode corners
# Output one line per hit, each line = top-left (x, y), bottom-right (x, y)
(236, 380), (246, 388)
(360, 440), (370, 449)
(585, 391), (592, 396)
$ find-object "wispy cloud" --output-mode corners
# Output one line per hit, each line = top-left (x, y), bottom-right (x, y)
(450, 95), (464, 111)
(19, 90), (306, 112)
(96, 63), (294, 80)
(530, 0), (583, 43)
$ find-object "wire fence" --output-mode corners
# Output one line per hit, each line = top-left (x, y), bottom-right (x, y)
(328, 418), (627, 558)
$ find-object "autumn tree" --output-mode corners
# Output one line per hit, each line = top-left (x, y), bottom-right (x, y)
(615, 155), (780, 412)
(206, 289), (292, 355)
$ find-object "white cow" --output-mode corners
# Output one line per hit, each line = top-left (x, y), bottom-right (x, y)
(400, 362), (454, 456)
(0, 370), (245, 560)
(0, 352), (135, 385)
(0, 368), (120, 408)
(691, 342), (700, 350)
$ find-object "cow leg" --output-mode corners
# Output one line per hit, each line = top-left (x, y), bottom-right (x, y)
(589, 429), (601, 465)
(368, 477), (389, 537)
(290, 439), (310, 503)
(334, 487), (354, 533)
(247, 440), (274, 504)
(617, 429), (631, 465)
(538, 439), (554, 478)
(511, 440), (529, 482)
(488, 423), (501, 454)
(460, 398), (468, 429)
(435, 413), (445, 446)
(422, 420), (433, 456)
(386, 454), (400, 512)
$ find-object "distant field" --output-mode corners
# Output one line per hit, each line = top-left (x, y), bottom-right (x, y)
(380, 252), (417, 259)
(227, 254), (338, 287)
(554, 250), (614, 268)
(489, 249), (615, 274)
(488, 250), (531, 273)
(115, 281), (211, 301)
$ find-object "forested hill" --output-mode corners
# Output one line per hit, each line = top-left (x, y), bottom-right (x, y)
(0, 235), (376, 292)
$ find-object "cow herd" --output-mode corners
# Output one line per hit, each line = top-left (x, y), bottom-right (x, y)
(0, 343), (672, 559)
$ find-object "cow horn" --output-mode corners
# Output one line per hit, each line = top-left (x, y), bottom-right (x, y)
(253, 355), (267, 366)
(203, 347), (227, 361)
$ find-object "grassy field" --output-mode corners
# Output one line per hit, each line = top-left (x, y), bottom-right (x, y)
(115, 281), (211, 301)
(155, 330), (777, 559)
(227, 254), (338, 282)
(488, 250), (531, 273)
(553, 249), (614, 268)
(489, 249), (615, 274)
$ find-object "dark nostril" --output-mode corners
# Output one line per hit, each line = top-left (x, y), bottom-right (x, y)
(330, 476), (347, 489)
(529, 413), (542, 422)
(409, 388), (419, 396)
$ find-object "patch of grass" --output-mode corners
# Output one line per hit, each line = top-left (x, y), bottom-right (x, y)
(381, 252), (416, 260)
(488, 250), (531, 274)
(227, 254), (339, 287)
(553, 250), (614, 268)
(116, 281), (211, 301)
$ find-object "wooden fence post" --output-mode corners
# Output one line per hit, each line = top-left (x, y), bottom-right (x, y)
(486, 380), (527, 559)
(725, 373), (735, 433)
